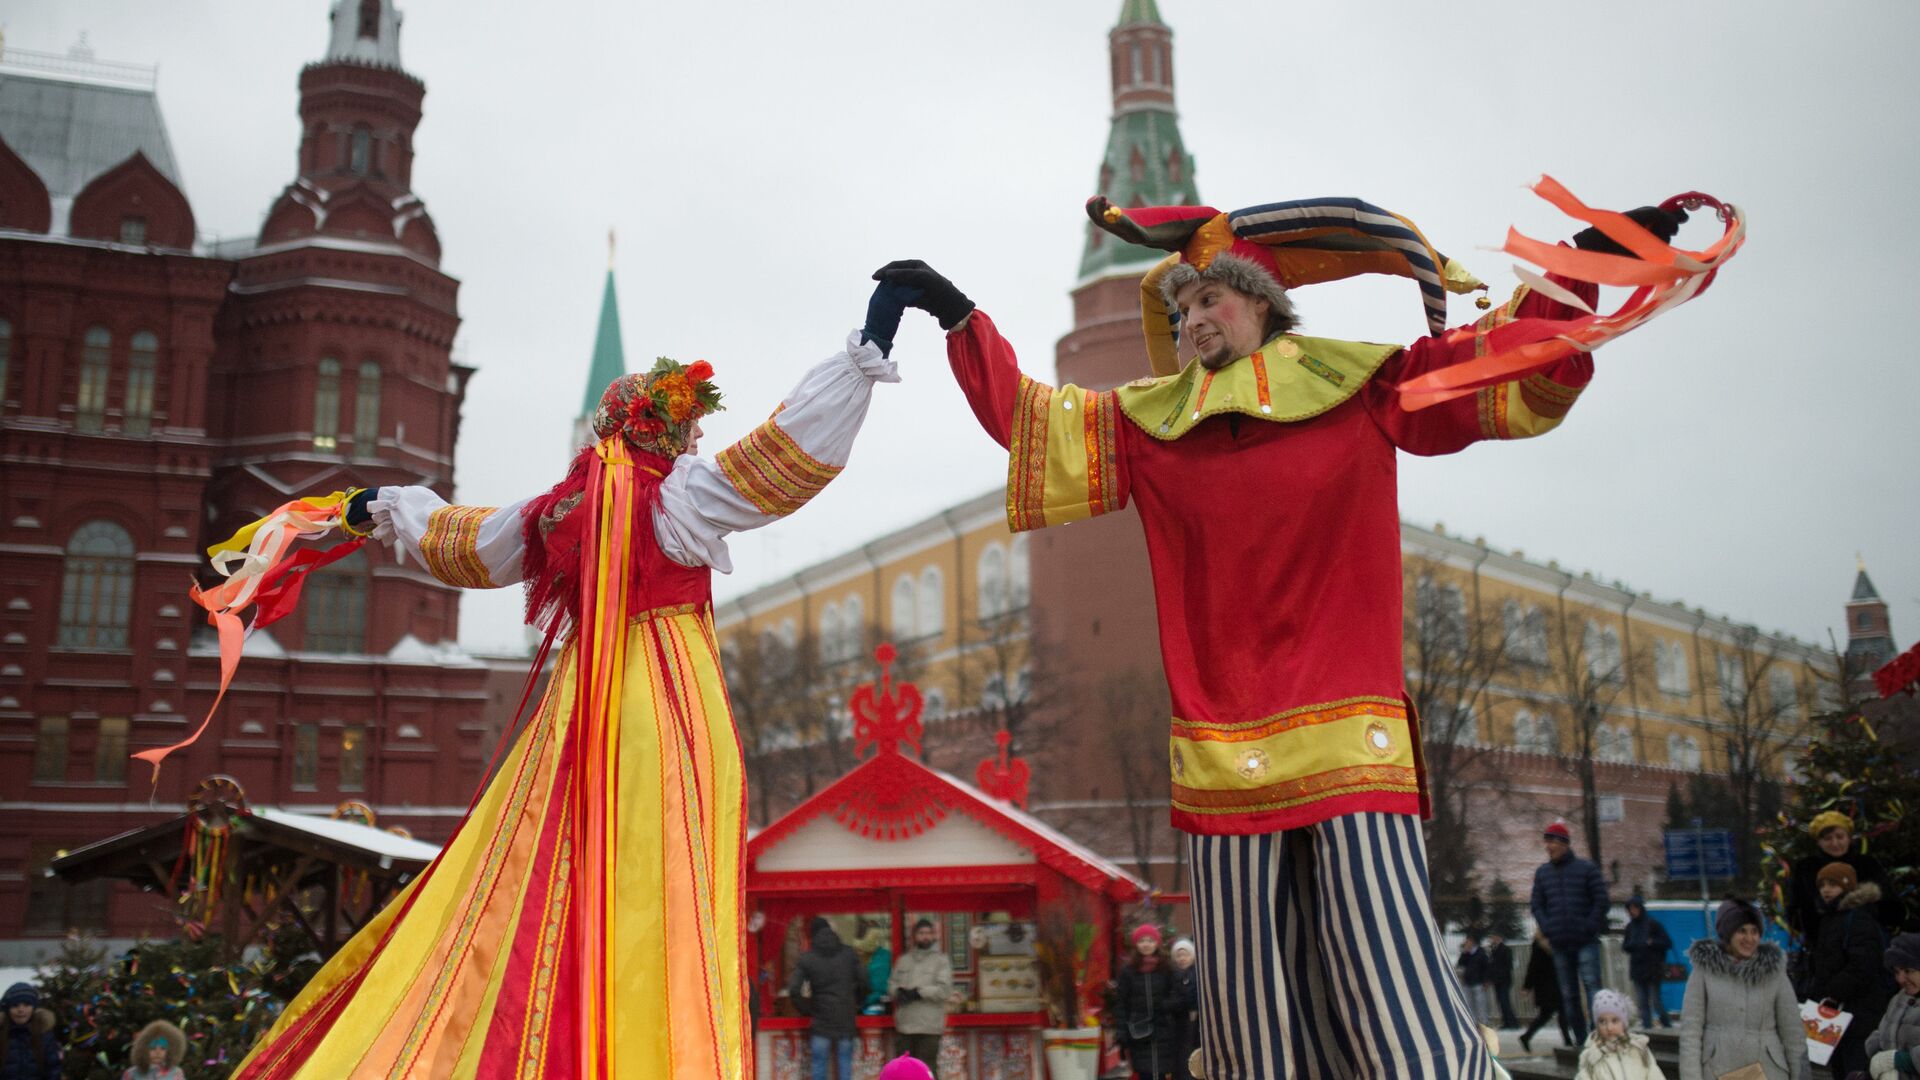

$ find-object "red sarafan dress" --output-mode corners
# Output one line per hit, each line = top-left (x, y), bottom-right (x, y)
(235, 335), (898, 1080)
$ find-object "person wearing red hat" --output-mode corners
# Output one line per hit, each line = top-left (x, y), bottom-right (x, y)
(1532, 820), (1611, 1044)
(1114, 925), (1188, 1079)
(876, 183), (1738, 1079)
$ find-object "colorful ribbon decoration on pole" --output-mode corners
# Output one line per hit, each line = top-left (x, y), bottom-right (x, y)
(134, 492), (367, 788)
(1394, 176), (1745, 412)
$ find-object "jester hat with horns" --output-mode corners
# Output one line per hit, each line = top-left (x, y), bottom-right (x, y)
(1087, 195), (1489, 377)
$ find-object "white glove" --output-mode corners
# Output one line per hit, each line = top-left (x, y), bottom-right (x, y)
(1871, 1049), (1899, 1080)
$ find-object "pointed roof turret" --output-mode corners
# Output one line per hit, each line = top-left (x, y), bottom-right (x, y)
(1851, 561), (1882, 603)
(1079, 0), (1200, 281)
(327, 0), (403, 69)
(573, 236), (628, 450)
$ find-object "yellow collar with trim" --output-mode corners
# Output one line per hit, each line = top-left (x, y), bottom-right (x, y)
(1114, 334), (1402, 440)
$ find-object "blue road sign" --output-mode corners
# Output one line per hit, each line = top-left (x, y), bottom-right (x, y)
(1665, 829), (1738, 879)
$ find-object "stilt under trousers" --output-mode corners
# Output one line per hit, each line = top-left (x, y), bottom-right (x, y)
(1188, 812), (1507, 1079)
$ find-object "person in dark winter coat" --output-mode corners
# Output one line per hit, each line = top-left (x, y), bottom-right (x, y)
(1168, 938), (1200, 1079)
(1519, 932), (1573, 1054)
(1622, 897), (1674, 1028)
(1458, 930), (1494, 1028)
(1113, 926), (1190, 1080)
(789, 917), (867, 1080)
(1487, 932), (1519, 1029)
(1807, 862), (1895, 1077)
(1788, 811), (1906, 947)
(1531, 820), (1611, 1043)
(1863, 932), (1920, 1080)
(2, 982), (61, 1080)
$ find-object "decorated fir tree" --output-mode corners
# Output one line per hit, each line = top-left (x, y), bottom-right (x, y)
(1760, 709), (1918, 939)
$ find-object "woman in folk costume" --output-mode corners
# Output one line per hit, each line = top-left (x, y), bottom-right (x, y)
(232, 289), (914, 1080)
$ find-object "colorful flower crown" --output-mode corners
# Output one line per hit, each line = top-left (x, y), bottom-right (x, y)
(591, 358), (724, 458)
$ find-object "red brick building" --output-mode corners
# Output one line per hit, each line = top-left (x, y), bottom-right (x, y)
(0, 2), (489, 959)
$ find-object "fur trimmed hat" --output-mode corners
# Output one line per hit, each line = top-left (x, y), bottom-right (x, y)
(132, 1018), (187, 1070)
(1085, 194), (1487, 376)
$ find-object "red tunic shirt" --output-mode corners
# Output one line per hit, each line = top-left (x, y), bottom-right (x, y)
(947, 279), (1595, 835)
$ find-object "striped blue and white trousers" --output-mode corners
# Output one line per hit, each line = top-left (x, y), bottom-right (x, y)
(1188, 812), (1507, 1080)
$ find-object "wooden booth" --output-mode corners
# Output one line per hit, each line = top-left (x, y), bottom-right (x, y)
(747, 647), (1145, 1080)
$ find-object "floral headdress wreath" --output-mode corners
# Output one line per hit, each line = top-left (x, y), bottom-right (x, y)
(590, 357), (724, 459)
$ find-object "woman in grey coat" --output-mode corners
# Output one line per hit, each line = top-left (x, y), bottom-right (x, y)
(1862, 932), (1920, 1080)
(1679, 899), (1806, 1080)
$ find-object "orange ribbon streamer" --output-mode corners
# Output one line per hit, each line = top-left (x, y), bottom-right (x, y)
(135, 495), (354, 789)
(1396, 175), (1745, 411)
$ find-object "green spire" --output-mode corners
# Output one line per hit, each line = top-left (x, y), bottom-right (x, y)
(1080, 2), (1198, 281)
(580, 265), (626, 417)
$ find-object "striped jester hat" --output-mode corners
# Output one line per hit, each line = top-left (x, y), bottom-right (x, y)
(1088, 195), (1488, 375)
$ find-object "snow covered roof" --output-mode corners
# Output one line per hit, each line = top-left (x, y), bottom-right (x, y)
(251, 806), (441, 863)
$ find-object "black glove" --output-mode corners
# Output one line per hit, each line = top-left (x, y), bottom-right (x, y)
(872, 260), (975, 331)
(345, 487), (380, 529)
(895, 987), (920, 1003)
(860, 280), (920, 357)
(1572, 205), (1688, 257)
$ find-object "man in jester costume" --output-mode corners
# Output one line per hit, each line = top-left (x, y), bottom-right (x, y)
(877, 179), (1743, 1078)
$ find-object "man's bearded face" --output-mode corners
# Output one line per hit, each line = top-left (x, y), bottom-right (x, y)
(913, 926), (937, 949)
(1174, 277), (1272, 370)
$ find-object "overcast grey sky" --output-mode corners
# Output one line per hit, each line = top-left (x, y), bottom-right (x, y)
(12, 0), (1917, 658)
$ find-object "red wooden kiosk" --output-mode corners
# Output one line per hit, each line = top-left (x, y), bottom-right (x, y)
(747, 647), (1146, 1079)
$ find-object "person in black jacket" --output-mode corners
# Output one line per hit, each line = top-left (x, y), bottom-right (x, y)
(1168, 938), (1200, 1079)
(1621, 897), (1674, 1028)
(1788, 811), (1907, 947)
(1530, 820), (1610, 1043)
(1457, 930), (1493, 1028)
(1808, 862), (1895, 1077)
(1518, 932), (1572, 1054)
(789, 917), (867, 1080)
(2, 983), (61, 1080)
(1113, 926), (1189, 1080)
(1486, 932), (1519, 1029)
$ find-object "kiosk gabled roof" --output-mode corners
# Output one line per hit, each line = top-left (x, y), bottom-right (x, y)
(748, 748), (1147, 902)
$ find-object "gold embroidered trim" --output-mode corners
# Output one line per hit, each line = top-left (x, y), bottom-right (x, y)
(1083, 389), (1120, 516)
(1172, 764), (1421, 813)
(716, 418), (842, 517)
(1519, 372), (1581, 418)
(1007, 376), (1052, 532)
(422, 505), (499, 589)
(1170, 695), (1406, 738)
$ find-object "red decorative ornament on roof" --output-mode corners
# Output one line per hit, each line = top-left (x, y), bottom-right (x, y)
(851, 643), (924, 759)
(975, 729), (1032, 809)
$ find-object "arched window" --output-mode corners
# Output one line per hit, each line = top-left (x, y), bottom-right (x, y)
(1009, 534), (1030, 610)
(891, 575), (917, 640)
(982, 673), (1007, 710)
(1768, 668), (1799, 714)
(124, 330), (157, 435)
(303, 548), (366, 653)
(59, 520), (134, 648)
(1129, 145), (1146, 184)
(1130, 42), (1142, 82)
(841, 595), (864, 659)
(77, 326), (111, 432)
(313, 356), (341, 450)
(1655, 639), (1692, 695)
(349, 126), (372, 176)
(1514, 709), (1559, 755)
(358, 0), (381, 38)
(1584, 621), (1623, 682)
(353, 361), (382, 452)
(818, 602), (841, 662)
(917, 567), (944, 638)
(778, 618), (797, 649)
(340, 725), (368, 790)
(0, 317), (13, 406)
(977, 543), (1009, 619)
(1149, 42), (1162, 82)
(1595, 723), (1635, 763)
(923, 690), (947, 721)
